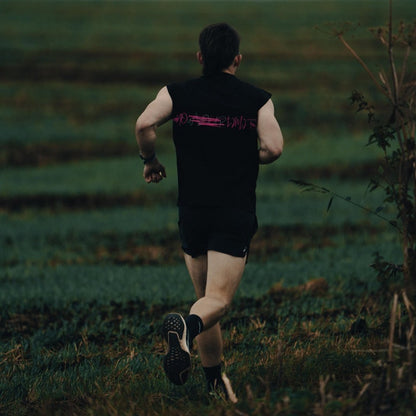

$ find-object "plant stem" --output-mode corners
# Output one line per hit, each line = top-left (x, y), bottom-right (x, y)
(337, 34), (390, 100)
(333, 190), (402, 232)
(388, 0), (400, 105)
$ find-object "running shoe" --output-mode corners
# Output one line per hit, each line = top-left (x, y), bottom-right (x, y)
(162, 313), (191, 385)
(208, 373), (238, 403)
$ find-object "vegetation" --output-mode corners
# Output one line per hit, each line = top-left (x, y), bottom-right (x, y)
(316, 0), (416, 296)
(0, 1), (415, 415)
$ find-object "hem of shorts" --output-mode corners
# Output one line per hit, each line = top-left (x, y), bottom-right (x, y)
(182, 246), (247, 259)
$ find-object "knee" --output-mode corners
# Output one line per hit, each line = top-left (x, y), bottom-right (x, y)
(208, 295), (231, 317)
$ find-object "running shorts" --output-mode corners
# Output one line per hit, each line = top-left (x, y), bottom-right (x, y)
(178, 206), (258, 258)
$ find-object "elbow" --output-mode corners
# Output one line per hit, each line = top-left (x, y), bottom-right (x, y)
(135, 116), (148, 135)
(135, 116), (156, 141)
(269, 139), (284, 161)
(275, 134), (284, 158)
(136, 112), (157, 132)
(259, 138), (283, 164)
(273, 141), (284, 159)
(135, 117), (157, 151)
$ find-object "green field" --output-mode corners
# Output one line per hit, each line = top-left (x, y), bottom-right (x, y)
(1, 1), (415, 415)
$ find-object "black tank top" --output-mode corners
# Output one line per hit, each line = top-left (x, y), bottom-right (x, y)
(167, 72), (271, 212)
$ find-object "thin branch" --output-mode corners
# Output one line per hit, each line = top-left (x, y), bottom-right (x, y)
(290, 179), (402, 233)
(388, 292), (399, 363)
(379, 70), (393, 98)
(398, 44), (411, 92)
(388, 0), (400, 105)
(337, 34), (391, 101)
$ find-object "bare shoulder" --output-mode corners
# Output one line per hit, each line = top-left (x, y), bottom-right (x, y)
(258, 98), (274, 113)
(156, 86), (171, 100)
(137, 86), (173, 128)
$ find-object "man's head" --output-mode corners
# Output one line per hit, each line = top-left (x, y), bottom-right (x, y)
(198, 23), (241, 76)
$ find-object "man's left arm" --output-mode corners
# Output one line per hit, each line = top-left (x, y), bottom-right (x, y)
(257, 99), (284, 164)
(135, 86), (173, 183)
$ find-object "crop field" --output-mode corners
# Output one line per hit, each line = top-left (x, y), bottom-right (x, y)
(1, 1), (415, 415)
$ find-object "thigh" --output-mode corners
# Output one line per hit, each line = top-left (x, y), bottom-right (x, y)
(205, 250), (246, 304)
(184, 253), (207, 299)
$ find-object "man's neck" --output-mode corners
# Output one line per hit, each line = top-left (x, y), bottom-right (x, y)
(222, 68), (236, 75)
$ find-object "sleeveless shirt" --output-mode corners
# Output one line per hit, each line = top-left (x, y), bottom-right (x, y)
(167, 72), (271, 212)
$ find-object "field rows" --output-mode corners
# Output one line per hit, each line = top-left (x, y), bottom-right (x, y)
(0, 80), (374, 154)
(1, 132), (381, 192)
(0, 219), (399, 263)
(1, 1), (414, 414)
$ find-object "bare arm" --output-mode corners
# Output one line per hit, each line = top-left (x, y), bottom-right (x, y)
(135, 86), (173, 183)
(257, 99), (284, 164)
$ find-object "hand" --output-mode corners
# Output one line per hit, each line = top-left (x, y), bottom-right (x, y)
(143, 158), (167, 184)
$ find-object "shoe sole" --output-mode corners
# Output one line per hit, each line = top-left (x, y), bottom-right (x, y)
(162, 313), (191, 385)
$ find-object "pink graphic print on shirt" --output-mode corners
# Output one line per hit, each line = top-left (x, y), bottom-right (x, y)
(173, 113), (257, 131)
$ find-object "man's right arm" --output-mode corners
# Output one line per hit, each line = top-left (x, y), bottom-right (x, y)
(135, 86), (173, 183)
(257, 99), (284, 164)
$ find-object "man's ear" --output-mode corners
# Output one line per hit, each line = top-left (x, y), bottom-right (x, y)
(234, 54), (242, 68)
(196, 51), (204, 65)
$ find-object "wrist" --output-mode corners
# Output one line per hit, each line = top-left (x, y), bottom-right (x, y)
(139, 152), (156, 164)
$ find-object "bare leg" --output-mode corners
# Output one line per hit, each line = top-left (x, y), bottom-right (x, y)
(184, 253), (207, 300)
(184, 253), (223, 367)
(190, 251), (246, 330)
(184, 251), (246, 366)
(196, 324), (223, 367)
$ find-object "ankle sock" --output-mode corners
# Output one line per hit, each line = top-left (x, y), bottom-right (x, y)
(185, 314), (204, 345)
(203, 364), (222, 387)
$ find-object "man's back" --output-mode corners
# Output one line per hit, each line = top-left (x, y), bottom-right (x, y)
(167, 72), (271, 211)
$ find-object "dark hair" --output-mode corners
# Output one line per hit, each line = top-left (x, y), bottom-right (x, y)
(198, 23), (240, 76)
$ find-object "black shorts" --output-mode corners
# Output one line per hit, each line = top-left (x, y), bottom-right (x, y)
(178, 206), (258, 258)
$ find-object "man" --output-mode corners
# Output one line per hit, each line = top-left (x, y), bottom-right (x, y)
(135, 23), (283, 401)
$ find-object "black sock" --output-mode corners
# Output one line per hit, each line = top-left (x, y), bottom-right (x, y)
(203, 364), (223, 390)
(203, 364), (222, 384)
(185, 314), (204, 345)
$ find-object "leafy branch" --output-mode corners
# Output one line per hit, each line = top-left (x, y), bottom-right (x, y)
(308, 1), (416, 294)
(289, 179), (401, 232)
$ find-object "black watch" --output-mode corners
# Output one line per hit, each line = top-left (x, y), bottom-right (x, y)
(139, 153), (156, 164)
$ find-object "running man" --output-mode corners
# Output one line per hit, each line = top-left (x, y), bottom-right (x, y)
(135, 23), (283, 401)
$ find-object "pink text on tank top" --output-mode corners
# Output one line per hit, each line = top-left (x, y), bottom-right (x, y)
(173, 112), (257, 130)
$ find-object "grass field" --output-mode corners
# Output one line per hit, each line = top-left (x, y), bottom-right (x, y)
(1, 1), (415, 415)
